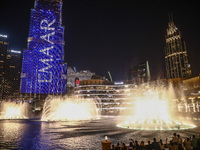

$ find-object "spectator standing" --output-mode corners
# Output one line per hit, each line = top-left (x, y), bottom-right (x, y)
(146, 141), (152, 150)
(111, 144), (115, 150)
(128, 142), (134, 150)
(159, 139), (165, 150)
(177, 134), (183, 150)
(184, 138), (192, 150)
(121, 143), (126, 150)
(166, 140), (178, 150)
(134, 140), (139, 150)
(140, 141), (145, 150)
(152, 138), (161, 150)
(197, 134), (200, 150)
(191, 135), (198, 150)
(172, 133), (178, 145)
(115, 142), (120, 150)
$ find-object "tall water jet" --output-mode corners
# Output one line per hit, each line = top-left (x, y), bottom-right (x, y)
(117, 83), (196, 130)
(0, 101), (29, 119)
(41, 96), (101, 121)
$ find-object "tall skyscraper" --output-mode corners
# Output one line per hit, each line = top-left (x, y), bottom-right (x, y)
(0, 34), (8, 99)
(0, 34), (8, 78)
(20, 0), (67, 94)
(164, 14), (191, 79)
(3, 50), (22, 98)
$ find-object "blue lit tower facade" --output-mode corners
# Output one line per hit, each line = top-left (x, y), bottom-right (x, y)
(20, 0), (67, 94)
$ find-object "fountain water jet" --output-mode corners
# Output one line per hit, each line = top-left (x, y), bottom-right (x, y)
(41, 96), (101, 121)
(0, 101), (29, 119)
(117, 83), (196, 130)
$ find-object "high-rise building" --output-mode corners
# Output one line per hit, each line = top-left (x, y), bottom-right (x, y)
(3, 50), (22, 98)
(0, 35), (22, 99)
(129, 60), (151, 85)
(0, 34), (8, 78)
(0, 34), (8, 99)
(164, 14), (191, 79)
(20, 0), (67, 94)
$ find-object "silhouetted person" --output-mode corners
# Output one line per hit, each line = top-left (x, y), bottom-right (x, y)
(111, 144), (115, 150)
(172, 133), (178, 145)
(177, 134), (183, 150)
(197, 134), (200, 150)
(135, 140), (139, 150)
(146, 140), (152, 150)
(159, 139), (164, 150)
(140, 141), (145, 150)
(152, 138), (161, 150)
(129, 141), (134, 150)
(115, 142), (120, 150)
(184, 138), (192, 150)
(122, 143), (126, 150)
(191, 135), (198, 150)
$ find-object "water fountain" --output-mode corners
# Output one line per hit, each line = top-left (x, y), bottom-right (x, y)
(41, 96), (101, 121)
(0, 101), (29, 119)
(117, 83), (196, 130)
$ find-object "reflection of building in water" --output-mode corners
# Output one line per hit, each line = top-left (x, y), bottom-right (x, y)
(129, 60), (150, 85)
(74, 79), (137, 115)
(67, 66), (95, 88)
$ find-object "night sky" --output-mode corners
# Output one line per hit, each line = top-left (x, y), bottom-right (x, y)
(0, 0), (200, 81)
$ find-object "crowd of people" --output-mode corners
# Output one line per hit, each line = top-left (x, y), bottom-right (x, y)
(110, 133), (200, 150)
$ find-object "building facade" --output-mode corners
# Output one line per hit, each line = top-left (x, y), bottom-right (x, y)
(129, 60), (150, 85)
(164, 14), (191, 79)
(74, 84), (137, 115)
(20, 0), (67, 94)
(3, 50), (22, 98)
(0, 34), (8, 78)
(67, 66), (95, 88)
(0, 34), (8, 99)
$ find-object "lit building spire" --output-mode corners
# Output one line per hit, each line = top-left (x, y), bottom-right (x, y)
(164, 13), (192, 79)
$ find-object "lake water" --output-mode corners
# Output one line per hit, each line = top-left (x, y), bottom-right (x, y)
(0, 116), (199, 149)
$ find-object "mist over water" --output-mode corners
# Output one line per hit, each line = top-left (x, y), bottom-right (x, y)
(0, 101), (30, 119)
(117, 83), (196, 130)
(41, 96), (101, 121)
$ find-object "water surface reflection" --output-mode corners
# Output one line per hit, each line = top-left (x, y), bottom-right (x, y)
(0, 117), (199, 149)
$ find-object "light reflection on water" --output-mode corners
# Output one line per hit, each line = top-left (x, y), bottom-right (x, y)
(0, 117), (200, 149)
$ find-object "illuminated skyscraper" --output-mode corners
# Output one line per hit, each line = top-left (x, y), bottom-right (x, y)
(0, 34), (8, 78)
(0, 34), (8, 99)
(3, 50), (22, 98)
(165, 14), (191, 79)
(20, 0), (67, 94)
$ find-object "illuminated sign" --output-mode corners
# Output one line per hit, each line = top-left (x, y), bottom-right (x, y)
(10, 50), (21, 54)
(0, 34), (8, 38)
(114, 82), (124, 85)
(38, 19), (56, 83)
(76, 80), (80, 86)
(75, 77), (79, 87)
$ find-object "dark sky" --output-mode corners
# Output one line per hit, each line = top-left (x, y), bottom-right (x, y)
(0, 0), (200, 81)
